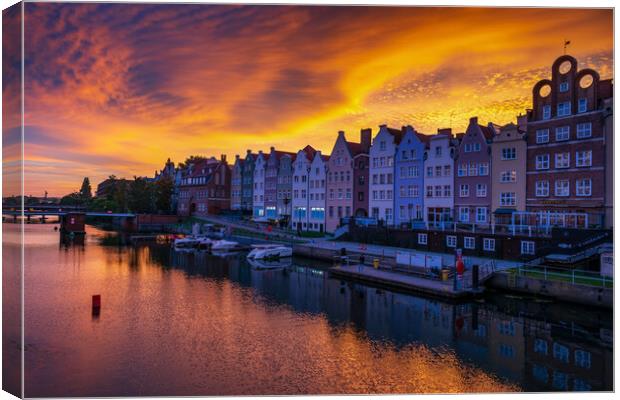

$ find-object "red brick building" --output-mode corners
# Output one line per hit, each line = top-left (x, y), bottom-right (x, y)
(525, 55), (613, 228)
(177, 155), (231, 216)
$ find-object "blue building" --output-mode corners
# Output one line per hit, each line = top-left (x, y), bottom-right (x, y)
(394, 125), (429, 226)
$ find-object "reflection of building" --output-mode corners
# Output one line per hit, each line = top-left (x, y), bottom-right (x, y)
(524, 55), (613, 228)
(523, 319), (612, 391)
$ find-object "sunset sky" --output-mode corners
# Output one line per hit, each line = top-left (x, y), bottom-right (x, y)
(3, 3), (613, 197)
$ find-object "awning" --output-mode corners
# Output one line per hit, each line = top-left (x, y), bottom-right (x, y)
(493, 208), (516, 215)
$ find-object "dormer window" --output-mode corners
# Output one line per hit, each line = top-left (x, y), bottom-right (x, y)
(559, 81), (569, 92)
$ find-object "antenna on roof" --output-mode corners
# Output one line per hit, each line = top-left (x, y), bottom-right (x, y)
(563, 39), (571, 55)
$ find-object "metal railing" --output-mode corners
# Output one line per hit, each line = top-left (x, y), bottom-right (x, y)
(507, 265), (613, 288)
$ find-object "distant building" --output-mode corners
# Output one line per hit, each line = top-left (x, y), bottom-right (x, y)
(524, 54), (613, 228)
(252, 151), (266, 218)
(291, 145), (317, 231)
(95, 177), (130, 198)
(423, 129), (456, 227)
(454, 117), (497, 227)
(394, 125), (429, 226)
(325, 129), (371, 232)
(265, 147), (295, 220)
(308, 151), (329, 232)
(241, 150), (257, 213)
(231, 155), (244, 211)
(369, 125), (403, 226)
(352, 129), (371, 218)
(276, 151), (294, 225)
(177, 155), (230, 216)
(490, 119), (527, 225)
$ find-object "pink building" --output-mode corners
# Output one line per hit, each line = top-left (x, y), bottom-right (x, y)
(325, 129), (371, 232)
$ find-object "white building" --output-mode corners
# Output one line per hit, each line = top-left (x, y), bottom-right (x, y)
(252, 151), (266, 218)
(308, 150), (328, 232)
(424, 129), (456, 227)
(369, 125), (403, 225)
(291, 146), (315, 230)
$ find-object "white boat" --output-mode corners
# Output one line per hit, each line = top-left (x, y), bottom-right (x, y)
(211, 239), (240, 252)
(247, 244), (292, 260)
(197, 237), (215, 250)
(173, 236), (201, 248)
(247, 257), (291, 270)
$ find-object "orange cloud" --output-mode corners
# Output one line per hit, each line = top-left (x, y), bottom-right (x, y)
(10, 4), (612, 197)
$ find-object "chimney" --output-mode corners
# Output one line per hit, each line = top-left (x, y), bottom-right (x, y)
(235, 154), (240, 160)
(469, 116), (478, 125)
(270, 146), (275, 153)
(246, 149), (251, 155)
(360, 128), (372, 152)
(517, 114), (528, 131)
(437, 128), (452, 136)
(221, 154), (226, 162)
(338, 130), (345, 138)
(379, 124), (387, 130)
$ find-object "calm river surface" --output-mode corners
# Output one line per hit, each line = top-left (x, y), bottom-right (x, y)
(7, 224), (613, 396)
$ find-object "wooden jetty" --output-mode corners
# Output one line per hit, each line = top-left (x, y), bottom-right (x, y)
(329, 264), (484, 300)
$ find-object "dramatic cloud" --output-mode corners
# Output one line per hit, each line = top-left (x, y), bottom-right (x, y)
(11, 4), (613, 196)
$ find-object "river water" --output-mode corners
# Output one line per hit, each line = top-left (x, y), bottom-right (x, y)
(4, 224), (613, 396)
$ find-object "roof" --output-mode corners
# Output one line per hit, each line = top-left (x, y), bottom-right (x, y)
(300, 145), (317, 161)
(272, 150), (296, 160)
(387, 127), (405, 144)
(478, 124), (495, 140)
(415, 132), (432, 145)
(345, 141), (364, 156)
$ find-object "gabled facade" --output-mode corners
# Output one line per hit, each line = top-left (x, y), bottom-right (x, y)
(231, 155), (244, 210)
(423, 129), (456, 226)
(325, 130), (371, 232)
(291, 145), (316, 231)
(352, 129), (371, 218)
(177, 155), (231, 217)
(525, 54), (613, 228)
(308, 151), (328, 232)
(241, 150), (256, 212)
(490, 119), (527, 223)
(265, 147), (295, 220)
(276, 153), (293, 225)
(252, 151), (266, 218)
(454, 117), (496, 226)
(369, 125), (403, 225)
(394, 126), (428, 226)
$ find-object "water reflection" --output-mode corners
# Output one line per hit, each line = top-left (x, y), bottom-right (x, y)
(19, 224), (612, 396)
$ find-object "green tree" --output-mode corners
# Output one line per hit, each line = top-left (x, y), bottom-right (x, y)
(59, 192), (82, 206)
(127, 177), (155, 214)
(79, 177), (92, 203)
(154, 176), (174, 214)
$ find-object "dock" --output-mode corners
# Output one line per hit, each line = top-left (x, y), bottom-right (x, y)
(329, 264), (483, 299)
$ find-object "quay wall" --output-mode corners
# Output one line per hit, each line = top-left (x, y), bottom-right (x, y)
(487, 273), (612, 308)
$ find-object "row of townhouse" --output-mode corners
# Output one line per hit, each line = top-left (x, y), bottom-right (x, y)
(179, 55), (613, 231)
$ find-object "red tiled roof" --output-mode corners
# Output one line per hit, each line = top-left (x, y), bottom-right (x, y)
(301, 145), (317, 161)
(478, 125), (495, 140)
(415, 132), (432, 145)
(345, 141), (364, 156)
(387, 127), (405, 144)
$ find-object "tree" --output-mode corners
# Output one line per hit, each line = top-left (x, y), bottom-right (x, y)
(127, 177), (155, 214)
(59, 192), (82, 206)
(80, 177), (92, 202)
(154, 176), (174, 214)
(178, 155), (205, 169)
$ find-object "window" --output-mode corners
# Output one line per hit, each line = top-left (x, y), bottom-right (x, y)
(573, 379), (591, 392)
(552, 371), (568, 390)
(476, 207), (487, 223)
(576, 179), (592, 196)
(555, 152), (570, 169)
(464, 237), (475, 249)
(434, 185), (442, 197)
(435, 146), (442, 157)
(418, 233), (428, 245)
(521, 240), (535, 255)
(553, 343), (570, 363)
(435, 166), (442, 177)
(576, 150), (592, 167)
(464, 143), (472, 153)
(426, 186), (433, 197)
(536, 129), (549, 144)
(468, 163), (478, 176)
(379, 141), (386, 151)
(542, 105), (551, 120)
(557, 101), (571, 117)
(555, 126), (570, 141)
(426, 167), (433, 177)
(500, 192), (516, 206)
(478, 163), (489, 176)
(574, 350), (591, 369)
(446, 235), (457, 248)
(500, 170), (517, 183)
(473, 143), (481, 152)
(534, 339), (548, 355)
(443, 165), (451, 176)
(459, 184), (469, 197)
(499, 344), (514, 358)
(476, 184), (487, 197)
(458, 164), (467, 177)
(578, 98), (588, 113)
(501, 148), (516, 160)
(536, 180), (549, 197)
(443, 185), (451, 197)
(559, 81), (569, 92)
(483, 238), (495, 251)
(555, 180), (570, 197)
(459, 207), (469, 222)
(577, 122), (592, 138)
(536, 154), (549, 170)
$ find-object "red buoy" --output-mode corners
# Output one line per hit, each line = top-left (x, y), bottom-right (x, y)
(92, 295), (101, 314)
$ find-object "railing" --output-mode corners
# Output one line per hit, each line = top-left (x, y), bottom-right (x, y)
(508, 265), (613, 288)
